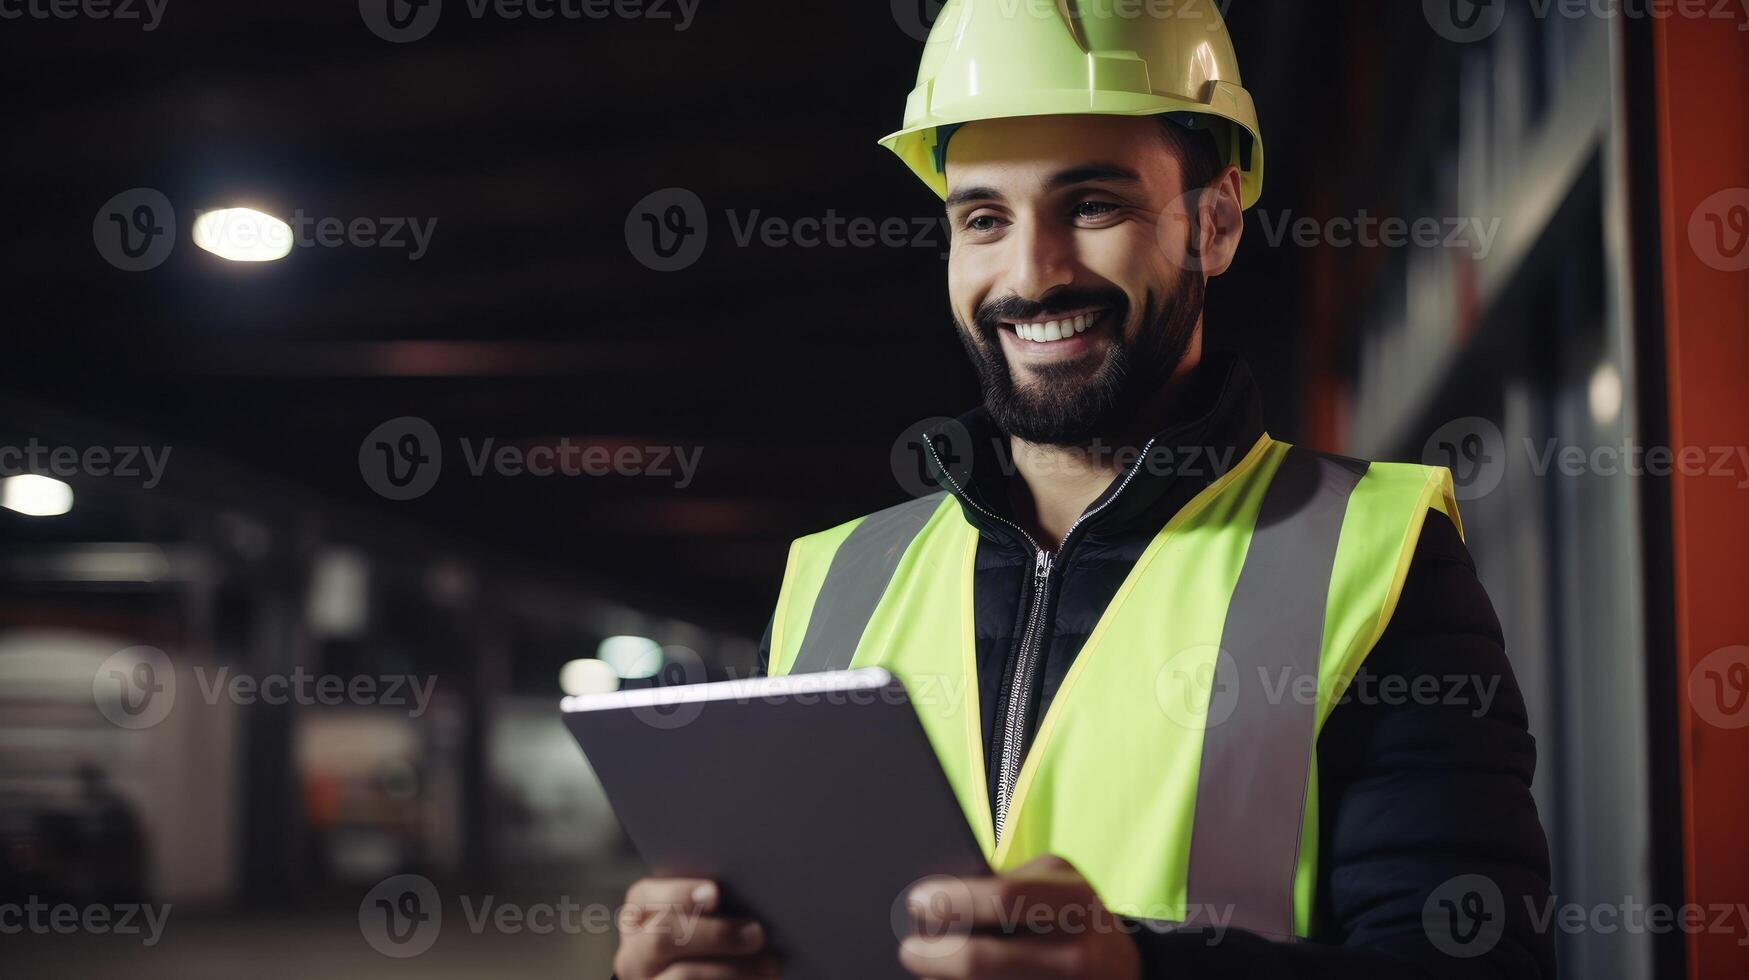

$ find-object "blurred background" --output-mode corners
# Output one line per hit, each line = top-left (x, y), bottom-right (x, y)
(2, 1), (1746, 977)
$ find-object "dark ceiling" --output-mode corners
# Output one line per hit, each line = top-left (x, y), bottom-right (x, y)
(2, 1), (1419, 637)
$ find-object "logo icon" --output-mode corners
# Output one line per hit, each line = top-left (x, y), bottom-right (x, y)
(1690, 645), (1749, 730)
(1423, 873), (1504, 958)
(360, 0), (443, 42)
(359, 417), (443, 500)
(94, 646), (176, 729)
(1155, 644), (1240, 730)
(890, 417), (974, 499)
(890, 0), (945, 41)
(629, 645), (711, 730)
(1689, 188), (1749, 273)
(625, 188), (708, 272)
(1423, 416), (1506, 501)
(891, 874), (975, 959)
(1155, 186), (1220, 275)
(360, 873), (442, 957)
(1423, 0), (1506, 43)
(94, 188), (176, 272)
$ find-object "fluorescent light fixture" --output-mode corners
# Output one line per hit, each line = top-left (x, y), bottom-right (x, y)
(1, 475), (73, 517)
(0, 544), (171, 582)
(597, 634), (663, 679)
(192, 207), (294, 262)
(559, 658), (620, 696)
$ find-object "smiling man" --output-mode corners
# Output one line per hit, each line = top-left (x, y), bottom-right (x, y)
(613, 3), (1555, 978)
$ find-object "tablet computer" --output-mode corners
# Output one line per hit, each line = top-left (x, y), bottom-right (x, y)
(561, 666), (990, 979)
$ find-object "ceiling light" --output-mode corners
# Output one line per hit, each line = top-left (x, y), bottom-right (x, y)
(560, 658), (620, 696)
(192, 207), (294, 262)
(597, 635), (664, 679)
(1, 475), (73, 517)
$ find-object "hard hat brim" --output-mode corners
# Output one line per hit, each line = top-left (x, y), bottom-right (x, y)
(879, 95), (1264, 210)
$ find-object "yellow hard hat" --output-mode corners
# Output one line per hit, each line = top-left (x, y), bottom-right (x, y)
(878, 0), (1265, 209)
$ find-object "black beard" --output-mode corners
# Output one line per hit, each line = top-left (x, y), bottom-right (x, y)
(956, 269), (1204, 446)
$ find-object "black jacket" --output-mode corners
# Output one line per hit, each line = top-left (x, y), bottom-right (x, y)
(759, 353), (1555, 979)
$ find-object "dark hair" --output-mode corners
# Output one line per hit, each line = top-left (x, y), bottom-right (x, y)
(1157, 117), (1228, 196)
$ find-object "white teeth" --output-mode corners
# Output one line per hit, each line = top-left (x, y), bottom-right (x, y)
(1012, 311), (1101, 342)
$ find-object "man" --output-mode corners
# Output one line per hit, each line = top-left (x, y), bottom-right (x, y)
(615, 3), (1554, 977)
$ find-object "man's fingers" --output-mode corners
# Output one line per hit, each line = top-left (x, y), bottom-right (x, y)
(673, 916), (768, 956)
(654, 953), (782, 980)
(907, 873), (1094, 933)
(626, 877), (720, 914)
(898, 933), (1081, 979)
(619, 913), (765, 965)
(1010, 854), (1077, 876)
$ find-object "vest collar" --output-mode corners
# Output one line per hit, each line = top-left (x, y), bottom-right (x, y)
(926, 352), (1267, 551)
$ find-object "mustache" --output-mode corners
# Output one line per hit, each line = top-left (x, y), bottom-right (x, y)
(971, 287), (1130, 339)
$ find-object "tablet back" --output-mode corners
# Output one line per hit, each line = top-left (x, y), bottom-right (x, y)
(562, 667), (989, 979)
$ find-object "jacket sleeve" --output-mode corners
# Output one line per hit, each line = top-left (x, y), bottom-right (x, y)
(1129, 509), (1556, 979)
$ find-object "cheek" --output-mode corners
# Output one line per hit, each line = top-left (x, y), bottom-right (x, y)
(1077, 226), (1165, 328)
(1077, 223), (1162, 281)
(946, 247), (990, 324)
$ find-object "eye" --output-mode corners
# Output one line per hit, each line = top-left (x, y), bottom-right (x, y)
(961, 211), (1006, 234)
(1073, 199), (1121, 221)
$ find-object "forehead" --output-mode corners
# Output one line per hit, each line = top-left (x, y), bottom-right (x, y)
(943, 114), (1175, 197)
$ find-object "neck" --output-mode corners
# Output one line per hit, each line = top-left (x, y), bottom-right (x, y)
(1007, 334), (1203, 548)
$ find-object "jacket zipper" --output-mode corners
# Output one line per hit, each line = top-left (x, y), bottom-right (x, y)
(926, 435), (1158, 843)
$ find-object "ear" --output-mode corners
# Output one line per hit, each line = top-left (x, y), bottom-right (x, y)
(1194, 165), (1245, 278)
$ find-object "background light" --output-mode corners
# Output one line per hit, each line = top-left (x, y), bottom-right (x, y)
(1589, 361), (1623, 427)
(1, 475), (74, 516)
(559, 658), (620, 696)
(193, 207), (294, 262)
(596, 634), (663, 679)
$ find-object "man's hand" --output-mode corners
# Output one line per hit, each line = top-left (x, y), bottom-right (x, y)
(613, 877), (780, 979)
(898, 855), (1142, 979)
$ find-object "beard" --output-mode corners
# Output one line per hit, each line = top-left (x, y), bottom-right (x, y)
(956, 265), (1205, 447)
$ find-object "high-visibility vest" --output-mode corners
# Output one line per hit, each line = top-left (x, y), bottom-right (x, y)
(765, 434), (1460, 939)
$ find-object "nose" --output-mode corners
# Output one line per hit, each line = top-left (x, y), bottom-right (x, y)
(1005, 215), (1076, 302)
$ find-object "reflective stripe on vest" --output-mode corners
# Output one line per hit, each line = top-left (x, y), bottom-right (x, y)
(790, 492), (947, 674)
(767, 435), (1460, 939)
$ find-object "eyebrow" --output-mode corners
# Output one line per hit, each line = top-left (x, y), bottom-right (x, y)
(943, 164), (1145, 210)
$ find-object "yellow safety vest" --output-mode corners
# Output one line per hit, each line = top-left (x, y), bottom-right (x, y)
(766, 434), (1459, 939)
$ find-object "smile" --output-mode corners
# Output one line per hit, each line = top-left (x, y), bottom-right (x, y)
(1001, 307), (1109, 344)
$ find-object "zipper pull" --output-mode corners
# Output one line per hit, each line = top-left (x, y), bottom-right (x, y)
(1034, 548), (1052, 582)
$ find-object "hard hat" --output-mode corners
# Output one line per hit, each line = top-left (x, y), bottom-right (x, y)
(878, 0), (1266, 210)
